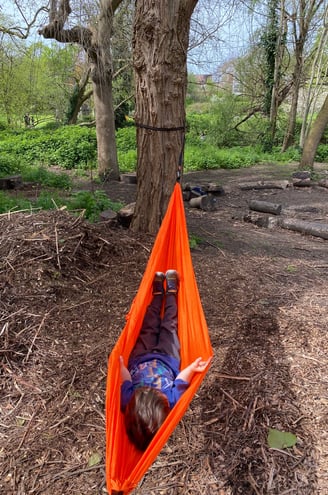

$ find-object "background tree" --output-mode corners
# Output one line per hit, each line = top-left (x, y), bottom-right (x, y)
(131, 0), (198, 233)
(299, 93), (328, 169)
(299, 6), (328, 148)
(39, 0), (124, 180)
(282, 0), (325, 151)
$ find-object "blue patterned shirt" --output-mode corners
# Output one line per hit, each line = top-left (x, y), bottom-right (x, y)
(121, 352), (189, 410)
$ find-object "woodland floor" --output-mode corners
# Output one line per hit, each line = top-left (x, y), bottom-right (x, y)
(1, 162), (328, 495)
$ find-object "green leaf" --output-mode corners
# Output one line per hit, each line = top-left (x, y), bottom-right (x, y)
(88, 452), (102, 467)
(267, 428), (297, 449)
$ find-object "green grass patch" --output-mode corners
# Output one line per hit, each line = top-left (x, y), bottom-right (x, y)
(0, 189), (122, 222)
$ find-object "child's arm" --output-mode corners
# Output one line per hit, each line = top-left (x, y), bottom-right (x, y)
(119, 356), (132, 383)
(176, 357), (212, 384)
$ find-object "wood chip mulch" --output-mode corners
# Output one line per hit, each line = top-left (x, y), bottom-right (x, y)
(0, 207), (327, 495)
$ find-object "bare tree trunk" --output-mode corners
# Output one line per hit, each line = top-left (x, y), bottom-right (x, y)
(281, 58), (302, 151)
(281, 0), (325, 152)
(299, 93), (328, 169)
(39, 0), (121, 180)
(131, 0), (198, 234)
(299, 8), (328, 148)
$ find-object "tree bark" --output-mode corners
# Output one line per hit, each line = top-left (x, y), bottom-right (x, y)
(131, 0), (198, 234)
(299, 93), (328, 169)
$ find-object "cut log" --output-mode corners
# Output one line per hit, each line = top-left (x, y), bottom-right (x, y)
(99, 208), (117, 226)
(249, 200), (282, 215)
(0, 175), (22, 190)
(189, 194), (218, 211)
(117, 202), (135, 228)
(120, 173), (137, 184)
(280, 218), (328, 240)
(292, 180), (317, 187)
(239, 180), (289, 190)
(244, 212), (279, 229)
(318, 179), (328, 189)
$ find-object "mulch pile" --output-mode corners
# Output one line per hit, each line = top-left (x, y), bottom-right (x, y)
(1, 204), (327, 494)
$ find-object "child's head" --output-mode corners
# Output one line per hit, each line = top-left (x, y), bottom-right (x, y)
(124, 386), (170, 451)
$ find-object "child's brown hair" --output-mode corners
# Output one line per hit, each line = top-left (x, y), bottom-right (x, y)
(124, 386), (170, 451)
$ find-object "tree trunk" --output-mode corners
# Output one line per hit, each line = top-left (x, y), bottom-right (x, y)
(67, 69), (92, 125)
(92, 77), (119, 179)
(131, 0), (198, 234)
(281, 0), (325, 152)
(38, 0), (121, 180)
(299, 93), (328, 169)
(281, 57), (303, 151)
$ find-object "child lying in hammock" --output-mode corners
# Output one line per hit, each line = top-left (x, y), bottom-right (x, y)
(120, 270), (211, 451)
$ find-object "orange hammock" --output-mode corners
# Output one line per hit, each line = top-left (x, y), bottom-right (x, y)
(105, 183), (213, 494)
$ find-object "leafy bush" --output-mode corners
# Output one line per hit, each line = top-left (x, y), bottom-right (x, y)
(315, 144), (328, 162)
(66, 190), (122, 222)
(116, 126), (136, 152)
(1, 126), (97, 169)
(22, 166), (72, 189)
(184, 145), (262, 170)
(0, 153), (23, 176)
(118, 149), (137, 172)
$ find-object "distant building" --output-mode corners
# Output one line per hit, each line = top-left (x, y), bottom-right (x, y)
(214, 59), (241, 94)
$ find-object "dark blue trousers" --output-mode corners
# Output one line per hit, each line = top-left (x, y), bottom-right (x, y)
(129, 293), (180, 362)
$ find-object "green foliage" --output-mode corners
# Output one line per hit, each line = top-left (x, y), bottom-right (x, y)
(115, 126), (136, 151)
(1, 126), (97, 169)
(0, 191), (31, 213)
(118, 149), (137, 172)
(66, 190), (122, 221)
(116, 127), (137, 171)
(315, 144), (328, 162)
(22, 166), (72, 189)
(0, 153), (23, 175)
(189, 234), (203, 249)
(184, 145), (262, 171)
(0, 189), (122, 222)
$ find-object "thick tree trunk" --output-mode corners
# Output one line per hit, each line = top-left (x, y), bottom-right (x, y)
(299, 93), (328, 169)
(131, 0), (198, 234)
(38, 0), (121, 181)
(92, 78), (119, 179)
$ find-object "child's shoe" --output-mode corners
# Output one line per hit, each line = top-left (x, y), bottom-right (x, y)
(153, 272), (165, 295)
(165, 270), (180, 294)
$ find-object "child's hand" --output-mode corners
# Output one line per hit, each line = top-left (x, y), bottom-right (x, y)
(191, 356), (212, 373)
(119, 356), (132, 383)
(176, 356), (212, 383)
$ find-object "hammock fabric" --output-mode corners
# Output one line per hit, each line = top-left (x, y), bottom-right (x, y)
(105, 183), (213, 494)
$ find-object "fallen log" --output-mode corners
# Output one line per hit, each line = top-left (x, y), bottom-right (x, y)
(189, 194), (218, 211)
(239, 180), (289, 190)
(280, 218), (328, 240)
(0, 175), (22, 190)
(249, 199), (282, 215)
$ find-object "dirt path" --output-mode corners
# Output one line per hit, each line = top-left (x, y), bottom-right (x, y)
(1, 162), (328, 494)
